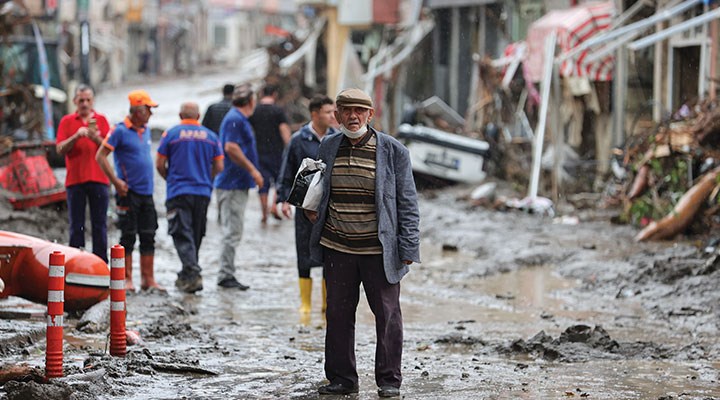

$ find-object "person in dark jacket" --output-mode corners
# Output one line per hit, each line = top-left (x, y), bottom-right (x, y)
(306, 88), (420, 398)
(277, 95), (337, 317)
(201, 83), (234, 134)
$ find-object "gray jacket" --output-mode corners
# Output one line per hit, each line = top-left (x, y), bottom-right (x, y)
(309, 129), (420, 284)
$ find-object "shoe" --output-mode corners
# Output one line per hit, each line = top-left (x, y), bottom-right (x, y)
(175, 276), (203, 293)
(378, 386), (400, 398)
(218, 277), (249, 290)
(318, 383), (359, 395)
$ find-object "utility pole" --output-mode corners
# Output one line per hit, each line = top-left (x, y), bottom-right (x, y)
(77, 0), (90, 84)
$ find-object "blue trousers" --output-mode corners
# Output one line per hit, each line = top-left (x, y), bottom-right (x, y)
(66, 182), (109, 262)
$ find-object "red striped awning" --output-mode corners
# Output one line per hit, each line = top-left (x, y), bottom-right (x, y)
(526, 2), (615, 82)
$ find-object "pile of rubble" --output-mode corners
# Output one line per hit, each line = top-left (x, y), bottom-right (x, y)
(614, 99), (720, 241)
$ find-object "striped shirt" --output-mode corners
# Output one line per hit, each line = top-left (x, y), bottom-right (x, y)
(320, 132), (382, 255)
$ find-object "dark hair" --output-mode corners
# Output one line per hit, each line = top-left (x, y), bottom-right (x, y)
(75, 83), (94, 97)
(261, 84), (278, 97)
(309, 95), (334, 113)
(222, 84), (234, 96)
(231, 84), (254, 107)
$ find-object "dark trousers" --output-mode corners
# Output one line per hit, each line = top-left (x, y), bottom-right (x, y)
(116, 191), (157, 255)
(167, 194), (210, 280)
(295, 213), (323, 279)
(67, 182), (109, 262)
(323, 247), (403, 389)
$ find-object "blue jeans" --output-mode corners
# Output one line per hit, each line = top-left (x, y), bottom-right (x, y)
(66, 182), (109, 262)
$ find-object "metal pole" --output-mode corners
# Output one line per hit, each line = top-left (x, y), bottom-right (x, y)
(627, 7), (720, 50)
(612, 46), (627, 147)
(529, 31), (557, 199)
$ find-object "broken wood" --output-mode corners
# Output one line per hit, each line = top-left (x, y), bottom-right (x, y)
(635, 166), (720, 242)
(627, 164), (650, 200)
(0, 365), (36, 384)
(150, 362), (218, 376)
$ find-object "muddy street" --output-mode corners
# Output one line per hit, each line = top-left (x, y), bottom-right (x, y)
(1, 70), (719, 399)
(2, 183), (719, 399)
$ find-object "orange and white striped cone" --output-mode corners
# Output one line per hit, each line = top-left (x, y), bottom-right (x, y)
(109, 245), (127, 357)
(45, 251), (64, 378)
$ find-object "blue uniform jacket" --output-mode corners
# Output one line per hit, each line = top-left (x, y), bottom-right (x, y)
(309, 129), (421, 284)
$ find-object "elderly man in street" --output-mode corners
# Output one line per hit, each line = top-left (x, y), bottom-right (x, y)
(214, 84), (264, 290)
(157, 102), (224, 294)
(56, 84), (111, 262)
(96, 89), (164, 294)
(306, 88), (420, 398)
(277, 94), (337, 316)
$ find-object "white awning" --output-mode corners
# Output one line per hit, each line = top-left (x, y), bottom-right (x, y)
(557, 0), (701, 63)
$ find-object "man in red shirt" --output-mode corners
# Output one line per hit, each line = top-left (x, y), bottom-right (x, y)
(56, 84), (111, 262)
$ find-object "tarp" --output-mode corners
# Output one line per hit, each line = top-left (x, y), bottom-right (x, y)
(526, 2), (615, 82)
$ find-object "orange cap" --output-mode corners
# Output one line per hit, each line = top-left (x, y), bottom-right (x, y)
(128, 90), (158, 107)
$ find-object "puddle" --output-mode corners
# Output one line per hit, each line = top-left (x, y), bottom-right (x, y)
(399, 240), (591, 329)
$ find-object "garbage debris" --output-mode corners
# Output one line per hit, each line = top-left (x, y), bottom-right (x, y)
(610, 98), (720, 241)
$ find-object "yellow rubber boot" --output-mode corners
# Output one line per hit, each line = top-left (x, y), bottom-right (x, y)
(321, 279), (327, 313)
(299, 278), (312, 313)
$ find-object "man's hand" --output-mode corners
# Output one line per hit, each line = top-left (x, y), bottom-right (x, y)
(282, 202), (292, 218)
(402, 260), (413, 265)
(251, 169), (264, 188)
(114, 179), (129, 197)
(304, 209), (318, 223)
(86, 125), (100, 142)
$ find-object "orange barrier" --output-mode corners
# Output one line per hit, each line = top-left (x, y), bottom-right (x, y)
(0, 231), (110, 311)
(45, 251), (64, 378)
(109, 245), (126, 357)
(0, 147), (66, 210)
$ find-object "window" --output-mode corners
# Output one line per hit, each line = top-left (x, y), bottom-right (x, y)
(214, 25), (227, 47)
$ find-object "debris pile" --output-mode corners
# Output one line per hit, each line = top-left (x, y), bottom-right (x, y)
(613, 99), (720, 241)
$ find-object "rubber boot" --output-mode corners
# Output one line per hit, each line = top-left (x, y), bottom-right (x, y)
(321, 279), (327, 313)
(299, 277), (312, 313)
(124, 255), (135, 293)
(140, 254), (166, 293)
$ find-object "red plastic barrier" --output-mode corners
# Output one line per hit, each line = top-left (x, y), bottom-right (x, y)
(45, 251), (64, 379)
(109, 245), (126, 357)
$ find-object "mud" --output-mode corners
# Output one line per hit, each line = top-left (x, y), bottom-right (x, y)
(2, 100), (720, 398)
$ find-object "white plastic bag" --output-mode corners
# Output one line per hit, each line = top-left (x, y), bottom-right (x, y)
(287, 158), (326, 211)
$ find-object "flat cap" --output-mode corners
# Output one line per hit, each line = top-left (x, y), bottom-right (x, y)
(336, 88), (373, 109)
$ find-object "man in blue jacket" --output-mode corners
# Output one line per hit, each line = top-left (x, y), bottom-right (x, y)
(277, 94), (337, 315)
(156, 102), (224, 293)
(306, 88), (420, 398)
(214, 84), (264, 290)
